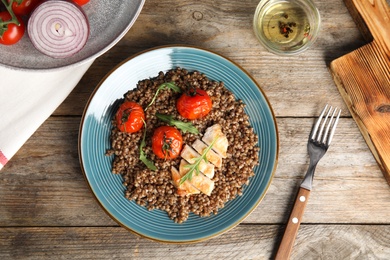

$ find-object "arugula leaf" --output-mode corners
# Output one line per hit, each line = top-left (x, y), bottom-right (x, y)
(139, 119), (157, 171)
(145, 82), (181, 111)
(179, 137), (218, 185)
(0, 0), (22, 33)
(156, 113), (199, 134)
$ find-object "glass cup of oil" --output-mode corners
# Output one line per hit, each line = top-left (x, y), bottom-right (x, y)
(253, 0), (321, 55)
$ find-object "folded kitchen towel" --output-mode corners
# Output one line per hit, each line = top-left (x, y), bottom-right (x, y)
(0, 61), (94, 171)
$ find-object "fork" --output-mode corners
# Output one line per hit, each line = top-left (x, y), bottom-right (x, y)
(275, 104), (341, 260)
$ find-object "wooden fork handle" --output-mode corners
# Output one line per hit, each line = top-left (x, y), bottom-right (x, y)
(275, 187), (311, 260)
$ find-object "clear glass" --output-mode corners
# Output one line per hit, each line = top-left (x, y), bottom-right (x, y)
(253, 0), (321, 55)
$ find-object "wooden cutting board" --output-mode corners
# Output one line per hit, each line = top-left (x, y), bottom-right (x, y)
(330, 0), (390, 185)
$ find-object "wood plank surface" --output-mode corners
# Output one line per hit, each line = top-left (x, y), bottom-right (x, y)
(347, 0), (390, 55)
(331, 41), (390, 184)
(54, 0), (363, 118)
(1, 225), (389, 259)
(1, 0), (390, 258)
(1, 117), (389, 227)
(330, 0), (390, 184)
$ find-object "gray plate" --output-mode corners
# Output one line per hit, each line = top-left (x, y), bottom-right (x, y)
(0, 0), (144, 71)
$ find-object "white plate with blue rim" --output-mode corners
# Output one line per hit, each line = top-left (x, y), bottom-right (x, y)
(79, 45), (279, 243)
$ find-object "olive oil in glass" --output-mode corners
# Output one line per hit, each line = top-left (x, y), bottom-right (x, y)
(253, 0), (320, 55)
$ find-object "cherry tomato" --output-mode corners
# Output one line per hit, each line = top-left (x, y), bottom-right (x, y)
(72, 0), (90, 6)
(115, 101), (145, 133)
(176, 88), (212, 120)
(11, 0), (43, 16)
(152, 126), (183, 160)
(0, 12), (25, 45)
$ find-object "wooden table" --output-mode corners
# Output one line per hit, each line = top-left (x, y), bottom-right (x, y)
(1, 0), (390, 258)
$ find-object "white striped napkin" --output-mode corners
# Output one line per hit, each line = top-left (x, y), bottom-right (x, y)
(0, 61), (93, 170)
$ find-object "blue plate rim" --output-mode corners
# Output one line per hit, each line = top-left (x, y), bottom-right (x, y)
(78, 44), (280, 243)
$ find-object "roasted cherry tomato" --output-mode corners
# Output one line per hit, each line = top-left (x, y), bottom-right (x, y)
(11, 0), (43, 16)
(0, 11), (25, 45)
(152, 126), (183, 160)
(72, 0), (90, 6)
(115, 101), (145, 133)
(176, 88), (212, 120)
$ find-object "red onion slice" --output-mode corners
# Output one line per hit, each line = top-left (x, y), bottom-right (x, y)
(28, 0), (90, 59)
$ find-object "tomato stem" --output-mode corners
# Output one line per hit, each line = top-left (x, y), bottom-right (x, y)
(0, 0), (21, 32)
(186, 83), (198, 97)
(161, 134), (174, 160)
(120, 108), (133, 131)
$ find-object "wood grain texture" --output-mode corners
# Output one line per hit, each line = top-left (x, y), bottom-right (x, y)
(275, 188), (310, 260)
(330, 0), (390, 184)
(343, 0), (373, 42)
(0, 225), (389, 259)
(349, 0), (390, 56)
(331, 41), (390, 184)
(54, 0), (362, 118)
(1, 117), (389, 227)
(1, 0), (390, 258)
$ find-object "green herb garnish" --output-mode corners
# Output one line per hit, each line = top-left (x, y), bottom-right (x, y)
(179, 137), (218, 185)
(145, 82), (181, 111)
(139, 119), (157, 171)
(156, 113), (199, 134)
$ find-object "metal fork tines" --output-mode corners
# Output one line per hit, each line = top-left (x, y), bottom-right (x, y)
(301, 104), (341, 190)
(275, 104), (341, 260)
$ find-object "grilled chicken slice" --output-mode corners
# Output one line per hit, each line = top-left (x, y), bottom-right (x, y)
(179, 160), (214, 196)
(192, 139), (222, 168)
(180, 144), (215, 179)
(202, 124), (228, 158)
(171, 166), (200, 196)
